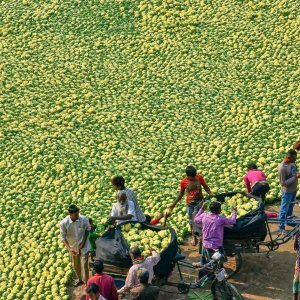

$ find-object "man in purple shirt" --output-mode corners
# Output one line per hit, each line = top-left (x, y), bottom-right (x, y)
(193, 201), (236, 264)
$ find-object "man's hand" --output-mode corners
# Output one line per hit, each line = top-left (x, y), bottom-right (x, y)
(232, 206), (237, 212)
(69, 249), (78, 256)
(78, 241), (85, 250)
(296, 173), (300, 179)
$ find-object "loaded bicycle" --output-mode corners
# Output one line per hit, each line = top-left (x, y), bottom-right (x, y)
(194, 191), (300, 278)
(94, 221), (244, 299)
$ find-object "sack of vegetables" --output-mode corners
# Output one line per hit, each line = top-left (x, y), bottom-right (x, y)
(95, 221), (178, 277)
(199, 192), (267, 241)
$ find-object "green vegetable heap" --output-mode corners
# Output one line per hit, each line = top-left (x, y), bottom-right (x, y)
(122, 223), (171, 257)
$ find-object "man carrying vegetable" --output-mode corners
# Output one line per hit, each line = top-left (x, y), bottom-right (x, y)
(169, 165), (213, 246)
(112, 176), (146, 222)
(278, 149), (300, 235)
(60, 204), (91, 286)
(110, 190), (137, 225)
(193, 201), (236, 265)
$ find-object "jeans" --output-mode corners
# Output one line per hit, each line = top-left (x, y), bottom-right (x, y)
(251, 182), (270, 202)
(279, 191), (297, 230)
(186, 205), (197, 225)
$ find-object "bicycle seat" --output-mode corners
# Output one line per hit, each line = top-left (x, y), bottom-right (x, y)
(173, 252), (186, 262)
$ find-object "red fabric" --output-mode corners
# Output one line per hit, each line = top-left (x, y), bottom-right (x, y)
(266, 212), (278, 218)
(86, 273), (118, 300)
(180, 174), (207, 204)
(150, 218), (162, 225)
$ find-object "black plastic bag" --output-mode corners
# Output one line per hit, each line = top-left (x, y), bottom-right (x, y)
(95, 222), (178, 277)
(95, 227), (132, 267)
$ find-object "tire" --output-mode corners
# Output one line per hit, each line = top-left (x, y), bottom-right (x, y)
(211, 280), (244, 300)
(223, 251), (242, 279)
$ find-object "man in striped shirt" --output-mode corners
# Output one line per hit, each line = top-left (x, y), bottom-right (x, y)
(111, 176), (146, 223)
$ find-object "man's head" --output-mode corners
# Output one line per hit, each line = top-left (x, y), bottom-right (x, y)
(138, 268), (149, 284)
(68, 204), (79, 222)
(286, 149), (297, 163)
(293, 141), (300, 151)
(86, 283), (100, 300)
(186, 165), (197, 179)
(130, 247), (141, 260)
(117, 190), (127, 205)
(209, 201), (222, 214)
(112, 176), (125, 190)
(92, 259), (104, 274)
(247, 162), (257, 171)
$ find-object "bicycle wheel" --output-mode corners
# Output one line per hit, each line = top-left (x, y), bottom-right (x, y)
(223, 251), (242, 279)
(211, 280), (244, 300)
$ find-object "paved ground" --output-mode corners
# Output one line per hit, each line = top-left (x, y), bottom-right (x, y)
(69, 202), (299, 300)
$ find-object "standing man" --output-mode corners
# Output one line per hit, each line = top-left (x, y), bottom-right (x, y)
(278, 149), (300, 235)
(112, 176), (146, 222)
(193, 201), (236, 265)
(169, 166), (213, 246)
(60, 204), (91, 286)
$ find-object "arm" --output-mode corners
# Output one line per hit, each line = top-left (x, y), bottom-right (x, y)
(149, 250), (161, 266)
(169, 190), (185, 209)
(118, 267), (136, 293)
(79, 218), (91, 250)
(279, 166), (297, 187)
(60, 222), (77, 256)
(194, 207), (205, 224)
(203, 185), (213, 196)
(110, 277), (119, 300)
(200, 176), (213, 196)
(111, 214), (133, 221)
(244, 175), (251, 193)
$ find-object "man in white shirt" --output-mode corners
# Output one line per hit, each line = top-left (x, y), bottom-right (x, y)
(86, 283), (106, 300)
(111, 176), (146, 222)
(118, 247), (160, 295)
(110, 191), (137, 225)
(60, 204), (91, 286)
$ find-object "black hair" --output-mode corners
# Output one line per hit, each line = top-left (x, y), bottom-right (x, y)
(112, 176), (125, 189)
(139, 270), (149, 284)
(92, 259), (104, 274)
(130, 247), (141, 259)
(287, 149), (297, 157)
(186, 165), (197, 177)
(247, 162), (257, 170)
(144, 215), (151, 224)
(86, 283), (99, 294)
(88, 217), (93, 224)
(209, 201), (221, 214)
(68, 204), (79, 213)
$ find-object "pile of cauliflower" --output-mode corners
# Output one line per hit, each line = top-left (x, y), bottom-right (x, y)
(209, 194), (259, 219)
(122, 223), (171, 257)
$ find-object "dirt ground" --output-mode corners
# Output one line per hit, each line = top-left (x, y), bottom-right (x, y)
(70, 203), (298, 300)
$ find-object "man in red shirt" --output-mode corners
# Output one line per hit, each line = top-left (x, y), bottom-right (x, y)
(86, 259), (118, 300)
(169, 165), (212, 246)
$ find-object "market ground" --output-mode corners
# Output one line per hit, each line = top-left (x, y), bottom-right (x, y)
(70, 202), (298, 300)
